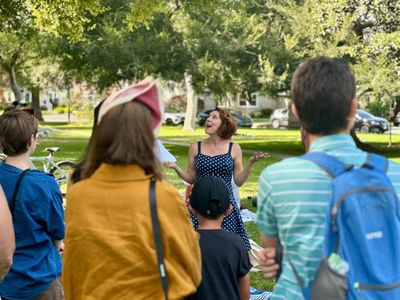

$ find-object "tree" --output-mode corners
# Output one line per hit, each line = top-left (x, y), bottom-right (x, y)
(0, 0), (102, 118)
(51, 1), (276, 130)
(50, 0), (190, 91)
(34, 0), (399, 135)
(172, 0), (281, 128)
(351, 1), (400, 120)
(256, 0), (400, 148)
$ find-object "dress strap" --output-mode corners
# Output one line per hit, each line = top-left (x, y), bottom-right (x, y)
(228, 142), (233, 155)
(197, 141), (201, 154)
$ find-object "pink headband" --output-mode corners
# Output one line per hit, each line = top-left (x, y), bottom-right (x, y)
(97, 79), (163, 132)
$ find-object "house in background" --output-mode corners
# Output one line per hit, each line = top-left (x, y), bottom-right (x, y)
(219, 93), (288, 116)
(0, 82), (102, 111)
(163, 80), (287, 115)
(0, 86), (33, 105)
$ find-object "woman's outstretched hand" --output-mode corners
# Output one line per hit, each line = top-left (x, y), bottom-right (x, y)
(163, 161), (177, 170)
(249, 152), (271, 164)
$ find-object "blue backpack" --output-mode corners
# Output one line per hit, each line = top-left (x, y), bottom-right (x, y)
(295, 152), (400, 300)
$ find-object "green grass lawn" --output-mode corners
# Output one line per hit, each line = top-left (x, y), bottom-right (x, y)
(33, 123), (400, 291)
(160, 125), (400, 159)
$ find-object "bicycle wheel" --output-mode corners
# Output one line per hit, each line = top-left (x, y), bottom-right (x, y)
(50, 161), (76, 196)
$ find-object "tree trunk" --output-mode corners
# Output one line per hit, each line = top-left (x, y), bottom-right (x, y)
(31, 85), (44, 121)
(350, 128), (379, 153)
(0, 42), (24, 104)
(389, 96), (400, 122)
(183, 72), (197, 131)
(6, 64), (23, 103)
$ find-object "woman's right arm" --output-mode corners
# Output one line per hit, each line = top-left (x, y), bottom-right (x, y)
(165, 143), (196, 184)
(0, 186), (15, 282)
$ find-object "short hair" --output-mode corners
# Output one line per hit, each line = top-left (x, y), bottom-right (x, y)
(213, 107), (237, 140)
(82, 101), (162, 180)
(0, 111), (38, 156)
(291, 57), (356, 135)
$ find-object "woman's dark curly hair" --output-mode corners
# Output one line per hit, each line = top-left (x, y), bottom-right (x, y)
(213, 107), (237, 140)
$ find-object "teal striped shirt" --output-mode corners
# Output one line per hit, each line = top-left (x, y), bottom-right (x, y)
(256, 134), (400, 300)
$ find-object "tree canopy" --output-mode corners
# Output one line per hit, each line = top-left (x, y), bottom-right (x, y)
(1, 0), (399, 126)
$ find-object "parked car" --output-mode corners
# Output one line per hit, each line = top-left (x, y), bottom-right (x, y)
(163, 108), (185, 125)
(394, 112), (400, 127)
(270, 108), (300, 129)
(355, 109), (388, 133)
(197, 109), (253, 127)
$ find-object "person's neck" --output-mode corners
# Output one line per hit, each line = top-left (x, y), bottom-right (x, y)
(5, 153), (30, 170)
(206, 134), (225, 145)
(198, 218), (223, 230)
(308, 128), (350, 145)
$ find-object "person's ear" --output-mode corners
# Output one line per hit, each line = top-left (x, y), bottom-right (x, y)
(349, 98), (357, 118)
(27, 134), (35, 147)
(223, 204), (233, 216)
(188, 204), (197, 216)
(291, 103), (299, 119)
(345, 98), (357, 132)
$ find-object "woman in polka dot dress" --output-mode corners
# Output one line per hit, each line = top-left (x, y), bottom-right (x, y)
(167, 107), (269, 250)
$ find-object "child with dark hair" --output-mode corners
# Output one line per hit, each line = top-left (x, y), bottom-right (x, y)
(188, 176), (252, 300)
(0, 111), (65, 299)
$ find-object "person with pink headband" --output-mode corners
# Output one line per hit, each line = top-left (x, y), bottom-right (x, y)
(62, 80), (201, 299)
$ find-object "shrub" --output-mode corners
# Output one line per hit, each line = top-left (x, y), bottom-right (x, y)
(0, 103), (12, 110)
(75, 110), (93, 124)
(260, 108), (273, 118)
(250, 111), (262, 118)
(366, 101), (389, 118)
(54, 106), (68, 114)
(251, 108), (273, 118)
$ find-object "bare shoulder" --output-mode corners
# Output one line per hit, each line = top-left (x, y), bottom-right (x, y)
(231, 143), (242, 158)
(189, 142), (199, 155)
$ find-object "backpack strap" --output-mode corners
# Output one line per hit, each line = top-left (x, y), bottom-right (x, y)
(364, 153), (388, 173)
(149, 178), (169, 300)
(197, 141), (201, 155)
(9, 169), (30, 217)
(301, 152), (352, 178)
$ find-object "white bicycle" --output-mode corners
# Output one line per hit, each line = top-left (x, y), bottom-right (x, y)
(30, 147), (76, 196)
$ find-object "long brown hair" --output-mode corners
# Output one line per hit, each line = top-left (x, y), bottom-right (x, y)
(82, 101), (163, 180)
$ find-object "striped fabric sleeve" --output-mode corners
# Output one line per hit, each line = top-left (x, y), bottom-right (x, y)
(256, 171), (278, 237)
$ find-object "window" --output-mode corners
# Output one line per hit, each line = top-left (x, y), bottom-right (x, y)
(239, 94), (258, 107)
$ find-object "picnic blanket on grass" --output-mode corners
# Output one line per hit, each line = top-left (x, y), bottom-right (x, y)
(250, 287), (272, 300)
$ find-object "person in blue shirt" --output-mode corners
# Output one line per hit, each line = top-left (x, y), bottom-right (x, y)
(0, 110), (65, 299)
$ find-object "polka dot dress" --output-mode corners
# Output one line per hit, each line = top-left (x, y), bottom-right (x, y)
(190, 141), (251, 250)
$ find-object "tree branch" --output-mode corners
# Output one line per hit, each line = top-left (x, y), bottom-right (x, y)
(10, 42), (25, 66)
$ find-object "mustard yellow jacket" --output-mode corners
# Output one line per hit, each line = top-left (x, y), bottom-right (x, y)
(62, 164), (201, 300)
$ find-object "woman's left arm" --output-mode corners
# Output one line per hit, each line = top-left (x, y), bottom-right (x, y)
(233, 144), (270, 187)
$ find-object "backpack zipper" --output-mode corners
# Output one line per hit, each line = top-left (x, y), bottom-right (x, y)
(355, 281), (400, 291)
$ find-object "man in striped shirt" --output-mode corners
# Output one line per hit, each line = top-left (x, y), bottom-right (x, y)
(256, 57), (400, 300)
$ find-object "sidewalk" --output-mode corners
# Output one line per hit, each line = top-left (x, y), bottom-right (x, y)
(43, 113), (76, 123)
(160, 140), (291, 159)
